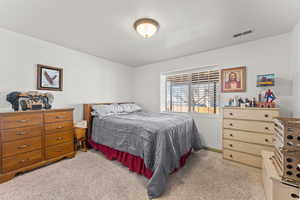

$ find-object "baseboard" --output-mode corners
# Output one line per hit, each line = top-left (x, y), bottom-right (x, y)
(203, 146), (222, 153)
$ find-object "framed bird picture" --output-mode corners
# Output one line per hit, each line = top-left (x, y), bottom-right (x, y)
(37, 64), (63, 91)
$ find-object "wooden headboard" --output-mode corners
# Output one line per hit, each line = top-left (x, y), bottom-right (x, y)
(83, 102), (134, 137)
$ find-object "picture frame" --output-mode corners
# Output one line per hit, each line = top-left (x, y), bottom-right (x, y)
(256, 73), (275, 87)
(37, 64), (63, 91)
(221, 66), (246, 93)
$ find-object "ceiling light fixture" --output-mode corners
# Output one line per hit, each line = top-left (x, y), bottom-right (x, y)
(133, 18), (160, 38)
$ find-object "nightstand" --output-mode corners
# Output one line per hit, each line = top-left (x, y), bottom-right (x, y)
(74, 121), (87, 152)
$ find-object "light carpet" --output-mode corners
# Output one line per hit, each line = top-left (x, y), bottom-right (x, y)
(0, 150), (265, 200)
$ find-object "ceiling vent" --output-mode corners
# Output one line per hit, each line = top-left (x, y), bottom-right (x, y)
(233, 29), (254, 38)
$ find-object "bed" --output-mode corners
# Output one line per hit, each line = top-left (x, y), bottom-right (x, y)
(83, 102), (202, 198)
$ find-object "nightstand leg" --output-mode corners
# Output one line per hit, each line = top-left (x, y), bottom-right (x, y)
(83, 140), (87, 152)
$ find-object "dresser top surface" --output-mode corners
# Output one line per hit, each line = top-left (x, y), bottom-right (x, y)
(223, 107), (279, 111)
(0, 108), (74, 115)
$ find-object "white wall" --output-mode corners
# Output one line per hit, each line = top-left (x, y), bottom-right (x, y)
(133, 34), (293, 150)
(291, 21), (300, 117)
(0, 28), (133, 121)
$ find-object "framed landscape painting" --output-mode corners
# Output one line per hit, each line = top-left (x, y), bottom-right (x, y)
(221, 66), (246, 93)
(257, 74), (275, 87)
(37, 64), (63, 91)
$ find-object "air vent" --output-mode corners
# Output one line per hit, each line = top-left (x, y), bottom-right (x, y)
(233, 29), (254, 38)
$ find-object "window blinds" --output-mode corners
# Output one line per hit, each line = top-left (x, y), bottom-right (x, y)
(166, 69), (220, 114)
(166, 73), (190, 112)
(166, 73), (191, 84)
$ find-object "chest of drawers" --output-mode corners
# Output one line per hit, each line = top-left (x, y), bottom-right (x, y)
(223, 107), (279, 168)
(0, 108), (75, 183)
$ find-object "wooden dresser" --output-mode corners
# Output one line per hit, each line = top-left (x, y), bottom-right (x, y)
(0, 108), (75, 183)
(223, 107), (279, 168)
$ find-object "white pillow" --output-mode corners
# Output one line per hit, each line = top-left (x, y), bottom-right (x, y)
(111, 103), (125, 113)
(92, 104), (115, 116)
(121, 103), (142, 113)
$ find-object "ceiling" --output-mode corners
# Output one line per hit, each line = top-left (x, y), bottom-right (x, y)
(0, 0), (300, 67)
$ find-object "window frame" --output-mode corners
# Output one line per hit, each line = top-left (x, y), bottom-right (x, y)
(164, 68), (220, 115)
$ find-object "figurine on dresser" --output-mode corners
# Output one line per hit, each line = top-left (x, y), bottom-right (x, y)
(6, 91), (54, 111)
(257, 89), (276, 108)
(264, 89), (276, 103)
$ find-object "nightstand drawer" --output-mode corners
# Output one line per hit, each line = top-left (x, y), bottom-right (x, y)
(223, 149), (261, 168)
(2, 150), (42, 173)
(46, 142), (74, 160)
(223, 129), (273, 146)
(223, 139), (273, 156)
(223, 119), (274, 134)
(75, 127), (86, 140)
(2, 136), (42, 157)
(46, 131), (73, 147)
(224, 109), (278, 122)
(44, 111), (73, 123)
(1, 126), (42, 142)
(45, 121), (73, 134)
(0, 113), (42, 129)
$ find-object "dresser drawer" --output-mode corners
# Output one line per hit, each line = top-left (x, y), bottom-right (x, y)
(46, 131), (73, 147)
(2, 136), (42, 157)
(223, 119), (274, 134)
(0, 113), (42, 129)
(46, 142), (74, 160)
(223, 129), (273, 146)
(2, 150), (42, 173)
(44, 111), (73, 123)
(1, 126), (42, 142)
(223, 149), (261, 168)
(224, 139), (273, 156)
(45, 121), (73, 134)
(224, 109), (278, 122)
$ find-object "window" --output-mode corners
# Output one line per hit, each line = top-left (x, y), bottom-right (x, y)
(165, 69), (220, 114)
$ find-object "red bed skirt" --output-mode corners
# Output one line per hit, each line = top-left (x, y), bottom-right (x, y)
(89, 140), (192, 179)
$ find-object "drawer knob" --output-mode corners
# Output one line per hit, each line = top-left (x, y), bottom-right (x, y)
(17, 144), (30, 149)
(16, 131), (28, 136)
(229, 123), (233, 126)
(19, 159), (30, 163)
(57, 137), (63, 140)
(56, 126), (64, 129)
(229, 154), (233, 158)
(265, 127), (269, 130)
(230, 134), (233, 137)
(16, 119), (28, 123)
(229, 144), (233, 147)
(291, 193), (299, 198)
(229, 113), (233, 116)
(265, 139), (269, 142)
(264, 114), (269, 118)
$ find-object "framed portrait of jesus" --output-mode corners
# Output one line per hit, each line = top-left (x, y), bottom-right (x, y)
(37, 64), (63, 91)
(221, 66), (246, 93)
